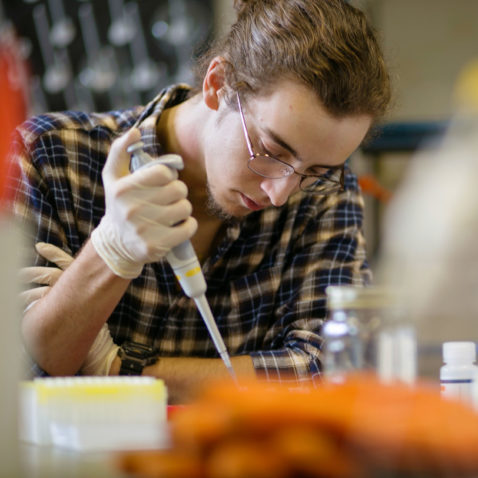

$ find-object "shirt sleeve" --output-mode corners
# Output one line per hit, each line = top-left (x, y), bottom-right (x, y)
(8, 125), (78, 378)
(8, 126), (74, 255)
(249, 177), (372, 383)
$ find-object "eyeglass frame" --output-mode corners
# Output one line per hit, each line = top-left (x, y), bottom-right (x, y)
(236, 91), (345, 193)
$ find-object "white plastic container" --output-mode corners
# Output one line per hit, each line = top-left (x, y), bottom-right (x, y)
(440, 341), (478, 404)
(20, 376), (169, 451)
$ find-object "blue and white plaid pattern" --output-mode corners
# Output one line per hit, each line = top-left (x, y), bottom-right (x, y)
(9, 84), (371, 382)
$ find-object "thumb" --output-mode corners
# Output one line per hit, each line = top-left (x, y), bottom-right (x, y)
(103, 128), (142, 181)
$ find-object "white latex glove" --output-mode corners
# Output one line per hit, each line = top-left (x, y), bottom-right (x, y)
(19, 242), (119, 375)
(19, 242), (74, 309)
(79, 323), (119, 376)
(91, 128), (197, 279)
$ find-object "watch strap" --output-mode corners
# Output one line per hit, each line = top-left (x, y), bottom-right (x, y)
(118, 341), (158, 376)
(119, 357), (145, 376)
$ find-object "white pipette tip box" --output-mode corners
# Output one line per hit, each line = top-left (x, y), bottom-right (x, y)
(19, 376), (169, 452)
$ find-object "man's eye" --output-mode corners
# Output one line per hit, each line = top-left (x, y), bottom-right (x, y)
(308, 166), (329, 175)
(261, 141), (280, 158)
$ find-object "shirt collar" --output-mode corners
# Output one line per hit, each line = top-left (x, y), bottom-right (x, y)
(134, 84), (192, 158)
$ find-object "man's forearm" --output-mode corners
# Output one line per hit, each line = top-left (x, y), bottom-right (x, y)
(22, 239), (130, 376)
(110, 355), (257, 404)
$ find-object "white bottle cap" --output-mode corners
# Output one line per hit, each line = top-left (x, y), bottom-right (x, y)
(443, 341), (477, 364)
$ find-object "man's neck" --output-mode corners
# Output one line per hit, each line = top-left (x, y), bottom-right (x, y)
(156, 94), (210, 213)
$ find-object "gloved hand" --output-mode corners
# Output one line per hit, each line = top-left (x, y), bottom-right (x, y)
(19, 242), (119, 375)
(91, 128), (197, 279)
(19, 242), (74, 309)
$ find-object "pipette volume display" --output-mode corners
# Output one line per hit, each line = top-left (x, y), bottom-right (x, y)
(126, 141), (238, 382)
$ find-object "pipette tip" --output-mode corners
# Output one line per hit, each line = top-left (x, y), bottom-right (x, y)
(227, 366), (240, 386)
(221, 353), (240, 386)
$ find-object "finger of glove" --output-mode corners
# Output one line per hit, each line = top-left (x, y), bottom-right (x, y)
(136, 216), (198, 263)
(144, 215), (198, 253)
(153, 179), (188, 205)
(132, 198), (193, 230)
(154, 198), (194, 226)
(122, 161), (178, 190)
(129, 180), (188, 207)
(127, 191), (193, 230)
(20, 286), (50, 307)
(35, 242), (74, 270)
(118, 181), (189, 213)
(161, 215), (198, 249)
(18, 266), (63, 285)
(103, 128), (142, 181)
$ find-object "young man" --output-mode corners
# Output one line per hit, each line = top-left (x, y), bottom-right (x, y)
(11, 0), (390, 402)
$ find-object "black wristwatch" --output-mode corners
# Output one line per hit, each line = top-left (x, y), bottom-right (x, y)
(118, 341), (159, 376)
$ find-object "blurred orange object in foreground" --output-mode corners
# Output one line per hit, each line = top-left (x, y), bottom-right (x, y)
(167, 405), (187, 421)
(117, 375), (478, 478)
(0, 26), (28, 206)
(358, 174), (392, 203)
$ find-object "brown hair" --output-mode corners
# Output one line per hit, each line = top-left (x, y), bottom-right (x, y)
(195, 0), (391, 120)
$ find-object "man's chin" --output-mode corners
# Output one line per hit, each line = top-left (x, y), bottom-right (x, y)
(206, 192), (235, 221)
(206, 185), (249, 221)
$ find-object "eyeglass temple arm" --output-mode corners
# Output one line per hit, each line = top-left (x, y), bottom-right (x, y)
(236, 92), (255, 157)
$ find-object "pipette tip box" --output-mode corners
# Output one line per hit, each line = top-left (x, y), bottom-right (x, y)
(20, 376), (169, 452)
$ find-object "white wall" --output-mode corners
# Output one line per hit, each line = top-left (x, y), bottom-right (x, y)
(213, 0), (235, 37)
(376, 0), (478, 122)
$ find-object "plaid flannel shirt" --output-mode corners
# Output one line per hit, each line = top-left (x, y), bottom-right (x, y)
(10, 84), (371, 382)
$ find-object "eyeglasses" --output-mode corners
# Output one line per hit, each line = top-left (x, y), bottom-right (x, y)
(236, 92), (344, 194)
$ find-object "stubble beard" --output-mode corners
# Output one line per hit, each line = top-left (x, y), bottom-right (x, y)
(206, 182), (235, 221)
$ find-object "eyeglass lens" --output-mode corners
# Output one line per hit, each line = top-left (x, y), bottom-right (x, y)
(248, 155), (343, 192)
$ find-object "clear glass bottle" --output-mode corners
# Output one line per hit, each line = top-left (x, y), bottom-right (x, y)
(322, 286), (385, 383)
(322, 285), (416, 384)
(376, 303), (416, 384)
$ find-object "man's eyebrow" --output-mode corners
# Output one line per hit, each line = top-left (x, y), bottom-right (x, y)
(264, 127), (302, 162)
(265, 126), (343, 170)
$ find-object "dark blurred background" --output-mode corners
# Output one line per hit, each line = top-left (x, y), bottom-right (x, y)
(1, 0), (213, 114)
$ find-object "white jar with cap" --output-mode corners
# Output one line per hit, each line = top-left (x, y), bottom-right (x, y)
(440, 341), (478, 404)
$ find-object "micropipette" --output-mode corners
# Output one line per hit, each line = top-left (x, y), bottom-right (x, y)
(127, 141), (238, 382)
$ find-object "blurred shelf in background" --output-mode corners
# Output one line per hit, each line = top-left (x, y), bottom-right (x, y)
(1, 0), (214, 115)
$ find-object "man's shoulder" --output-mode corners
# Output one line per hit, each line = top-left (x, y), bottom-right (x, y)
(16, 107), (143, 147)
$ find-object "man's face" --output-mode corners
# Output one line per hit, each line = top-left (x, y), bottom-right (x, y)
(203, 79), (372, 219)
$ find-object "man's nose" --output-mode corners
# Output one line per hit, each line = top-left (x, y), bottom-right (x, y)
(260, 175), (300, 207)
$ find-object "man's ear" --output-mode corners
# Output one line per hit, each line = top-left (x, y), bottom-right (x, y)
(202, 56), (227, 111)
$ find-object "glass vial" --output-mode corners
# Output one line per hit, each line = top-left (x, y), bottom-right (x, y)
(322, 285), (416, 384)
(322, 286), (385, 383)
